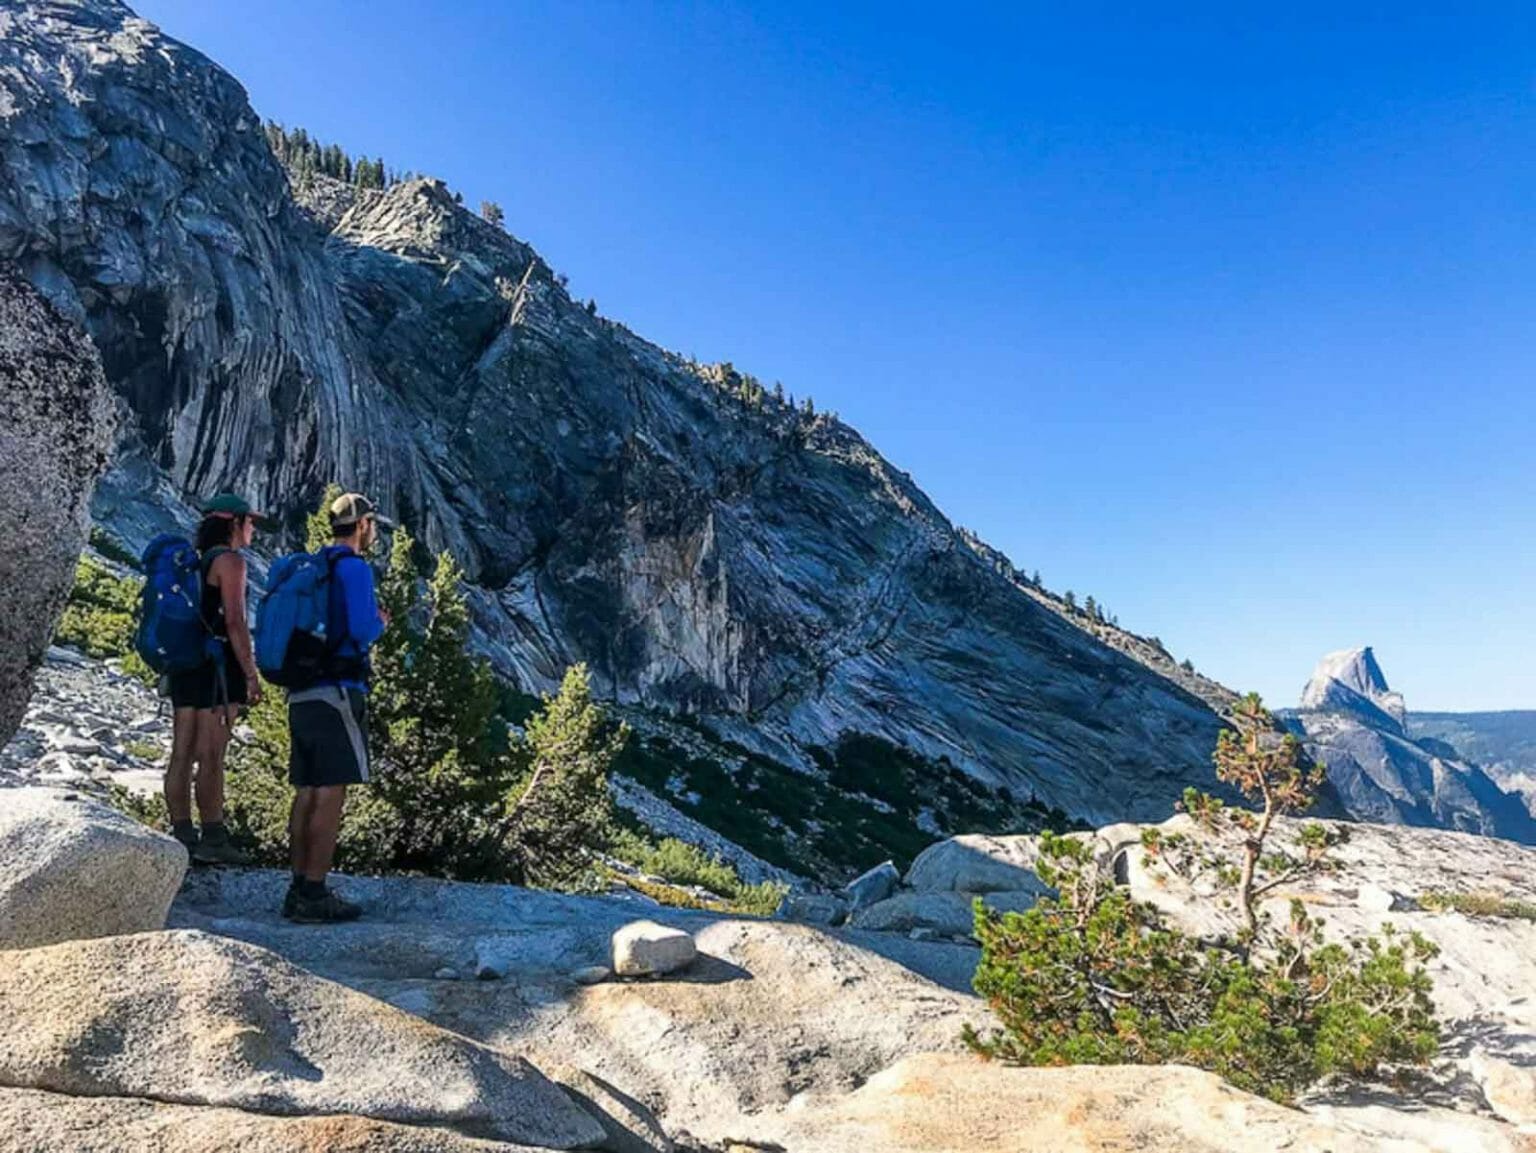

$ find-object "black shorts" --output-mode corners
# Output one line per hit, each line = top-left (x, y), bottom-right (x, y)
(168, 661), (248, 711)
(288, 686), (369, 788)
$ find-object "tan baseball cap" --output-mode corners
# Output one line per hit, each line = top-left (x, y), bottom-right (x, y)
(328, 492), (395, 530)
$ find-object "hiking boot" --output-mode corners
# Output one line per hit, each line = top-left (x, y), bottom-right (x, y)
(191, 828), (251, 867)
(171, 820), (199, 855)
(289, 887), (362, 924)
(281, 882), (300, 920)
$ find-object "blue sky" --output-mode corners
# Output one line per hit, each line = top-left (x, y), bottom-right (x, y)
(136, 1), (1536, 711)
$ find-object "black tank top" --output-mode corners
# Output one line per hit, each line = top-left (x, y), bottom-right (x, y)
(199, 547), (234, 640)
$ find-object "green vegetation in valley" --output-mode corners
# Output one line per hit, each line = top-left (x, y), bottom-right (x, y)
(615, 727), (1077, 879)
(1420, 891), (1536, 921)
(607, 827), (787, 916)
(54, 556), (154, 684)
(966, 694), (1440, 1105)
(88, 526), (141, 570)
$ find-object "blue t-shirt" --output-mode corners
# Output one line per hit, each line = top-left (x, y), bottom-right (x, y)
(320, 545), (383, 691)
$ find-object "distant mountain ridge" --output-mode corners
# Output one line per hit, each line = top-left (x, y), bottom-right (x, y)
(1408, 711), (1536, 815)
(1283, 647), (1536, 843)
(1300, 646), (1406, 733)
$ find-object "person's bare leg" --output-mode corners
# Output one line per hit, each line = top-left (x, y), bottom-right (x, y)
(302, 785), (348, 884)
(193, 708), (231, 826)
(289, 787), (314, 876)
(164, 708), (201, 846)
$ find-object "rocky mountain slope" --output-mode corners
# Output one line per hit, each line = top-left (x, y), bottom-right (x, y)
(1284, 646), (1536, 843)
(1411, 711), (1536, 813)
(0, 0), (1236, 843)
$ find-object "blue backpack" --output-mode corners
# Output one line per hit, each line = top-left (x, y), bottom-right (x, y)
(255, 551), (343, 688)
(135, 535), (222, 674)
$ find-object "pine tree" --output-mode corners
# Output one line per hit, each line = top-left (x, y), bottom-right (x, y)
(1084, 595), (1097, 620)
(494, 664), (625, 888)
(1063, 590), (1076, 610)
(480, 200), (505, 228)
(1206, 694), (1327, 943)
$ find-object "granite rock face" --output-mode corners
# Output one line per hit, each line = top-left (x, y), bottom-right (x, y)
(1285, 647), (1536, 842)
(0, 265), (115, 744)
(0, 1088), (532, 1153)
(1300, 645), (1408, 731)
(0, 788), (185, 949)
(165, 825), (1536, 1152)
(0, 0), (1231, 828)
(0, 929), (606, 1149)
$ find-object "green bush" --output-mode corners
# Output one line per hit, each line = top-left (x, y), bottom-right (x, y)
(88, 526), (142, 570)
(54, 557), (155, 685)
(55, 558), (137, 658)
(968, 834), (1439, 1103)
(638, 837), (742, 894)
(608, 830), (788, 915)
(966, 695), (1440, 1104)
(1420, 891), (1536, 921)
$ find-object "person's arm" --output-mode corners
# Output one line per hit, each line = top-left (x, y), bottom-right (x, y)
(335, 555), (385, 649)
(213, 552), (262, 707)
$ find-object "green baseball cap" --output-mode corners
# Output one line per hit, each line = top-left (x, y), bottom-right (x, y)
(201, 492), (277, 530)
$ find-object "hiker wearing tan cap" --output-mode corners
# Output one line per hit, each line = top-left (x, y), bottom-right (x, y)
(281, 492), (393, 923)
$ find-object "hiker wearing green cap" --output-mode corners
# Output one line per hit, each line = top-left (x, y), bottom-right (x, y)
(163, 493), (272, 865)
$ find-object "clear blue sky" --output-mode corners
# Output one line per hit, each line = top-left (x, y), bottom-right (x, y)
(136, 1), (1536, 712)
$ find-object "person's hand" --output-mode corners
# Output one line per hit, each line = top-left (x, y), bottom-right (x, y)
(246, 676), (264, 708)
(379, 608), (392, 628)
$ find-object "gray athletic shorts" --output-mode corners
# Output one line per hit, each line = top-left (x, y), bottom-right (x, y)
(288, 685), (369, 788)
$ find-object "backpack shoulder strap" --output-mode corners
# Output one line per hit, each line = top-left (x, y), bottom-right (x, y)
(200, 545), (233, 579)
(322, 548), (358, 653)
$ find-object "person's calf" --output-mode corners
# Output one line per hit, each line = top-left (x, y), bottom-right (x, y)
(301, 785), (348, 884)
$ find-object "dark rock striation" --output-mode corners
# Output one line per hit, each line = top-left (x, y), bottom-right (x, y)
(0, 264), (115, 743)
(0, 0), (1230, 826)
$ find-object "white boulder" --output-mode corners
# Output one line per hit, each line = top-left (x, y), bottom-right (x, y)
(612, 919), (698, 977)
(904, 834), (1051, 896)
(845, 860), (900, 910)
(0, 788), (186, 949)
(776, 891), (849, 926)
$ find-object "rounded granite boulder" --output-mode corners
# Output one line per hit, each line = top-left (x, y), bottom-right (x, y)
(0, 788), (185, 950)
